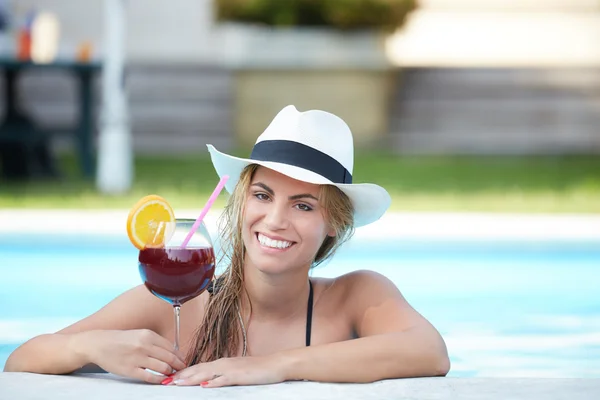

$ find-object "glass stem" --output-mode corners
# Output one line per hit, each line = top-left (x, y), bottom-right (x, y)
(173, 304), (181, 351)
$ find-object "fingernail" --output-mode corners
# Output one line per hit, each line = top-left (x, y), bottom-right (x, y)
(161, 377), (173, 385)
(201, 381), (209, 387)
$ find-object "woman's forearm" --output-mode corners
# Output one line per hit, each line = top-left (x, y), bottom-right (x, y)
(3, 332), (92, 374)
(278, 327), (450, 383)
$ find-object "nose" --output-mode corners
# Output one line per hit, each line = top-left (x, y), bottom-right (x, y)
(264, 201), (289, 231)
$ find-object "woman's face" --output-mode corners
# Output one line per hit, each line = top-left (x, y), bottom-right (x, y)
(242, 167), (335, 275)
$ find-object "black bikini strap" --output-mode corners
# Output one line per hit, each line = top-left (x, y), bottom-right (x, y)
(306, 280), (314, 347)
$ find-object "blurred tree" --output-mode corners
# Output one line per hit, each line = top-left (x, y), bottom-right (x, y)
(214, 0), (418, 148)
(214, 0), (417, 31)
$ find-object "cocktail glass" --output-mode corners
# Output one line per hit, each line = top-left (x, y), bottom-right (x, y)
(138, 218), (215, 351)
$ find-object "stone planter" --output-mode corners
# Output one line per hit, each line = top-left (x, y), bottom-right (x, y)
(217, 23), (397, 148)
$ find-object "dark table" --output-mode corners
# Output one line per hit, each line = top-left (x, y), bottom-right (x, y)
(0, 57), (102, 180)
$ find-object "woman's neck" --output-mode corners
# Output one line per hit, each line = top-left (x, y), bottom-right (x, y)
(241, 262), (311, 322)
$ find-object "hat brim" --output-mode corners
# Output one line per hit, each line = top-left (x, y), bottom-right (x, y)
(207, 145), (391, 227)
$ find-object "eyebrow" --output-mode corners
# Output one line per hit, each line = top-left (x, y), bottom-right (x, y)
(251, 182), (319, 201)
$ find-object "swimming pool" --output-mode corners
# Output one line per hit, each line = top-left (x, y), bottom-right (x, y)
(1, 229), (599, 378)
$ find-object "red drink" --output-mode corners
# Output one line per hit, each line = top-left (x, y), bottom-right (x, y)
(138, 247), (215, 306)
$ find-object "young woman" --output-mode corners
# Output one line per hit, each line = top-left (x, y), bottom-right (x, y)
(5, 105), (450, 387)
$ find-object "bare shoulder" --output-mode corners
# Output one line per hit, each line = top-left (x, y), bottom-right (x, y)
(337, 269), (396, 286)
(319, 270), (426, 336)
(56, 285), (167, 334)
(314, 269), (397, 293)
(310, 270), (400, 307)
(57, 284), (207, 338)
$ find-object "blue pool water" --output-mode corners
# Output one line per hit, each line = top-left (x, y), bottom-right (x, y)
(1, 233), (599, 378)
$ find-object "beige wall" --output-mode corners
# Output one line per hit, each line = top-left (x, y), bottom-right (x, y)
(387, 0), (600, 67)
(7, 0), (600, 67)
(10, 0), (217, 63)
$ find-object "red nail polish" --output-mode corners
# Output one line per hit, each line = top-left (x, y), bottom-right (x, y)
(201, 381), (209, 387)
(161, 377), (173, 385)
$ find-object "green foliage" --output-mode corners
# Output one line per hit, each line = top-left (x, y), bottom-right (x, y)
(214, 0), (417, 31)
(1, 152), (599, 214)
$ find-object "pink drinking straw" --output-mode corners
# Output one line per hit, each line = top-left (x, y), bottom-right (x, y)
(181, 175), (229, 248)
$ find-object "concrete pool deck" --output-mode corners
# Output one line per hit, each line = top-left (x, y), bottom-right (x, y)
(1, 209), (599, 242)
(1, 373), (599, 399)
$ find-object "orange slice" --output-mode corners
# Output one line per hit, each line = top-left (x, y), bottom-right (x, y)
(127, 194), (175, 250)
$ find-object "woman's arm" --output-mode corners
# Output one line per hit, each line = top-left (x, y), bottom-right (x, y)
(172, 270), (449, 387)
(279, 269), (449, 382)
(279, 327), (448, 383)
(4, 285), (187, 380)
(4, 330), (99, 375)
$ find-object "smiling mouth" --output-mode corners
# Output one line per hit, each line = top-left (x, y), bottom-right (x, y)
(256, 233), (295, 250)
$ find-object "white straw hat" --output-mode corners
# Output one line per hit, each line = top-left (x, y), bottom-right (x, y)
(207, 105), (391, 227)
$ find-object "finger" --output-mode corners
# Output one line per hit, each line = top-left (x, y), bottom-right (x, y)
(201, 375), (231, 388)
(147, 331), (181, 354)
(173, 363), (205, 380)
(152, 334), (185, 364)
(175, 348), (186, 361)
(130, 367), (166, 385)
(175, 370), (221, 386)
(148, 345), (186, 371)
(139, 331), (186, 366)
(142, 356), (175, 377)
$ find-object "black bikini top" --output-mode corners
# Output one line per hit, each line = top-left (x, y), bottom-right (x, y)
(208, 278), (314, 346)
(306, 280), (314, 346)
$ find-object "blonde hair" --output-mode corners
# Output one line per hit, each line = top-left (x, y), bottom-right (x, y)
(186, 164), (354, 363)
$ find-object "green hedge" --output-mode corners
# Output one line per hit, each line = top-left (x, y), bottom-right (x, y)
(214, 0), (417, 31)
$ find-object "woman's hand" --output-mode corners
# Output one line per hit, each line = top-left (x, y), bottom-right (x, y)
(169, 355), (285, 388)
(80, 329), (186, 384)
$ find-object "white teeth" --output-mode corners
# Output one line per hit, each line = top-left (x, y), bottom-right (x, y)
(257, 233), (292, 249)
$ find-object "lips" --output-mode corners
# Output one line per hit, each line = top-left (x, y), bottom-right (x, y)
(256, 233), (294, 250)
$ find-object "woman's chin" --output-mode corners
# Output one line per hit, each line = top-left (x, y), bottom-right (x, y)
(251, 256), (292, 274)
(247, 253), (303, 275)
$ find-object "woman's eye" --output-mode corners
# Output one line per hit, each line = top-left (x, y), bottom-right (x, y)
(255, 193), (270, 201)
(296, 203), (313, 212)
